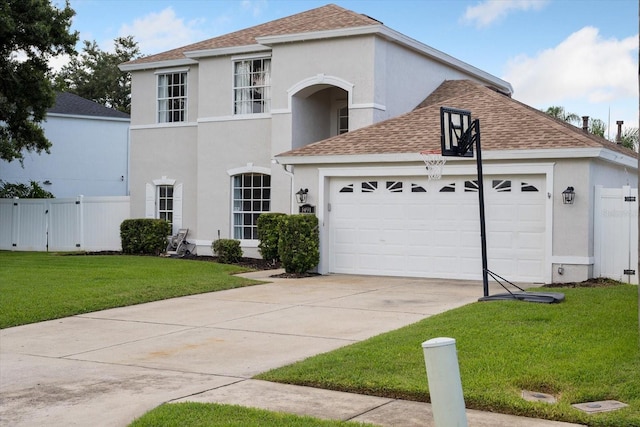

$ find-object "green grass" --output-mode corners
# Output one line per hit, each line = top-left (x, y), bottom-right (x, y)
(0, 251), (259, 329)
(129, 402), (376, 427)
(257, 285), (640, 427)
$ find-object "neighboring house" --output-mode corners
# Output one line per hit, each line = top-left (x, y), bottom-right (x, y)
(276, 79), (638, 284)
(0, 92), (130, 198)
(119, 3), (512, 254)
(120, 3), (636, 284)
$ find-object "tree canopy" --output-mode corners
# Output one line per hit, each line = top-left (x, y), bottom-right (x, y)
(0, 0), (78, 162)
(54, 36), (141, 114)
(543, 106), (638, 152)
(543, 106), (581, 125)
(0, 180), (54, 198)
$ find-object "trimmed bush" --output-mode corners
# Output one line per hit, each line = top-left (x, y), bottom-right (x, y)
(257, 213), (286, 262)
(120, 219), (171, 255)
(212, 239), (243, 264)
(278, 214), (319, 274)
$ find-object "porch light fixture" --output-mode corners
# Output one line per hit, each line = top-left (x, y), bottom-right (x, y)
(295, 188), (308, 204)
(562, 186), (575, 205)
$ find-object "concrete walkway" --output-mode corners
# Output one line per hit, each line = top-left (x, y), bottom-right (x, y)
(0, 271), (580, 426)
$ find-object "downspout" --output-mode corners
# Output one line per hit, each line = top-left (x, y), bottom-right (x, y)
(273, 158), (295, 213)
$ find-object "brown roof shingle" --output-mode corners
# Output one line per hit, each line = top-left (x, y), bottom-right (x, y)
(124, 4), (381, 66)
(277, 79), (637, 158)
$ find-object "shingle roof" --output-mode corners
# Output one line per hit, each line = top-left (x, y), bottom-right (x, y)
(124, 4), (381, 66)
(276, 79), (637, 158)
(48, 92), (130, 119)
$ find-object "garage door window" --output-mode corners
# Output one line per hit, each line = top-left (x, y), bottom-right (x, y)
(440, 183), (456, 192)
(521, 182), (539, 192)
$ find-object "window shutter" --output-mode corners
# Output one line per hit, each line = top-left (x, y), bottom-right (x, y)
(145, 183), (155, 218)
(173, 183), (183, 233)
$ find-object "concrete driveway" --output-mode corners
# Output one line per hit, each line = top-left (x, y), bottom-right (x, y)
(0, 271), (574, 427)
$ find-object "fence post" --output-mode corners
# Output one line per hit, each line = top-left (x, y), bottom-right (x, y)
(422, 337), (467, 427)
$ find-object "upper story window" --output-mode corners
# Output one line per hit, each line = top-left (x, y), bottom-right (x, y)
(158, 71), (187, 123)
(337, 106), (349, 134)
(234, 58), (271, 114)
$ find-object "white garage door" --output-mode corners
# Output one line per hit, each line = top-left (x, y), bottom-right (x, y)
(328, 175), (546, 282)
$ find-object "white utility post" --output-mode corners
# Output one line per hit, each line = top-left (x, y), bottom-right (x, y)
(422, 337), (468, 427)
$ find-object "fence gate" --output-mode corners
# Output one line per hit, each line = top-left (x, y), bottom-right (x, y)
(594, 186), (638, 284)
(0, 196), (129, 252)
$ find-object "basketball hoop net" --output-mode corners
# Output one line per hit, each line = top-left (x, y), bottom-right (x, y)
(419, 150), (446, 180)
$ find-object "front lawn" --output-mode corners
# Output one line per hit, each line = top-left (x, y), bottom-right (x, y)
(257, 284), (640, 426)
(0, 251), (259, 328)
(129, 402), (376, 427)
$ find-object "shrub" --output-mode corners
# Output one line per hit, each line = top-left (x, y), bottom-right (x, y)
(278, 214), (319, 274)
(212, 239), (243, 264)
(257, 213), (286, 262)
(120, 219), (171, 255)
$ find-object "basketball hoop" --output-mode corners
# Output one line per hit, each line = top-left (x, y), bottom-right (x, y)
(420, 150), (446, 180)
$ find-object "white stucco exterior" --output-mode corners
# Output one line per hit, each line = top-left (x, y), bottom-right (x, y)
(125, 26), (511, 256)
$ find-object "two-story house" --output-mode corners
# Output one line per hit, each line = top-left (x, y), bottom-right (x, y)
(121, 4), (636, 285)
(120, 3), (511, 256)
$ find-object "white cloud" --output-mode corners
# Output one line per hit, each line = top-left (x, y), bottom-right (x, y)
(504, 27), (638, 114)
(241, 0), (268, 18)
(118, 7), (208, 55)
(462, 0), (548, 28)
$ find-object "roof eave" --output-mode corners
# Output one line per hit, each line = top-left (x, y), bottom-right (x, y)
(255, 24), (383, 45)
(184, 44), (272, 59)
(119, 58), (198, 72)
(47, 112), (131, 122)
(276, 147), (637, 169)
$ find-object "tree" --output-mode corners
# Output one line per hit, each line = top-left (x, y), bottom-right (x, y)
(54, 36), (141, 114)
(619, 127), (639, 151)
(0, 180), (54, 198)
(589, 118), (607, 138)
(0, 0), (78, 163)
(543, 106), (581, 125)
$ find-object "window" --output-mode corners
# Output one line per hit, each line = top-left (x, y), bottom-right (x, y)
(337, 106), (349, 134)
(232, 173), (271, 240)
(157, 72), (187, 123)
(234, 58), (271, 114)
(157, 185), (174, 226)
(386, 181), (403, 193)
(361, 181), (378, 193)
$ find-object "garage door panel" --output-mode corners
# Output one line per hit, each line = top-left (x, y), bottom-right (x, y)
(518, 232), (544, 249)
(329, 176), (546, 282)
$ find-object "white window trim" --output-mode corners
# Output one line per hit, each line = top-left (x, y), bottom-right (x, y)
(146, 178), (183, 234)
(228, 166), (272, 243)
(156, 70), (189, 124)
(231, 56), (272, 116)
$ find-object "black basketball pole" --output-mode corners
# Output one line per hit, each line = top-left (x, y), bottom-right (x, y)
(466, 119), (489, 297)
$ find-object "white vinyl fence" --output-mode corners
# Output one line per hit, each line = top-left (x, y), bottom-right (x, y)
(0, 196), (130, 252)
(594, 186), (638, 284)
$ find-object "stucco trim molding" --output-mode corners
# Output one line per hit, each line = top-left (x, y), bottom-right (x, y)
(287, 74), (355, 110)
(227, 164), (271, 176)
(551, 256), (595, 265)
(152, 176), (176, 186)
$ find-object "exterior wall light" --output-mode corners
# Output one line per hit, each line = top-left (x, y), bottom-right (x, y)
(295, 188), (308, 204)
(562, 186), (575, 204)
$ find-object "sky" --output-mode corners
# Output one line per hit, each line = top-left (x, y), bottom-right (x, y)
(55, 0), (639, 134)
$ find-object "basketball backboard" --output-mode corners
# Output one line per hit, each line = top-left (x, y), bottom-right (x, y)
(440, 107), (474, 157)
